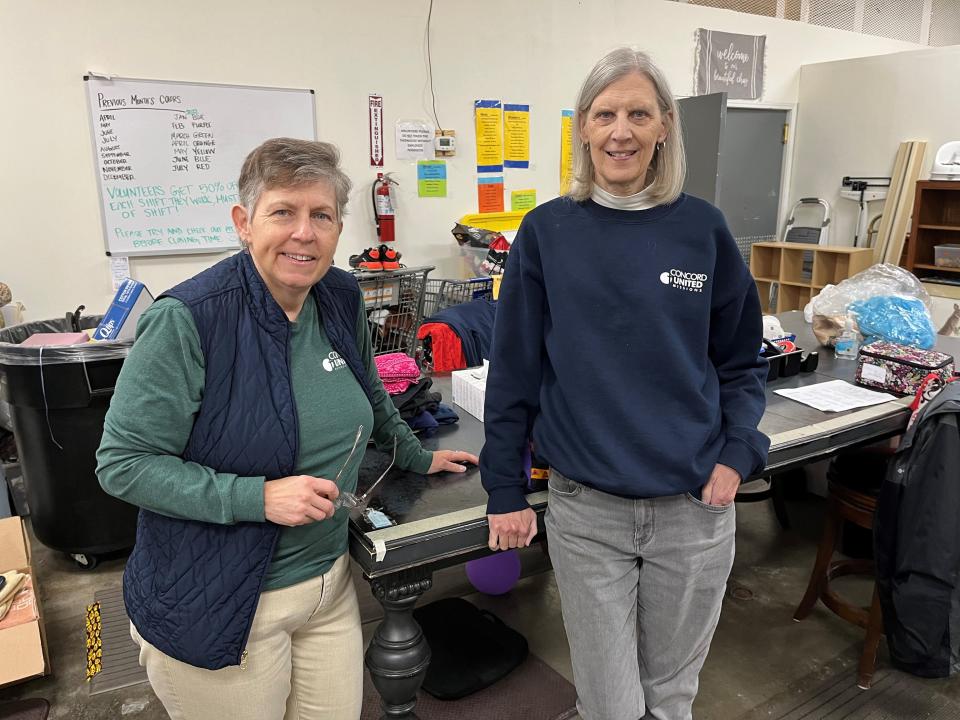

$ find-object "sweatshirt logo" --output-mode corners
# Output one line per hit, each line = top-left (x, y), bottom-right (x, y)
(322, 351), (347, 372)
(660, 268), (708, 293)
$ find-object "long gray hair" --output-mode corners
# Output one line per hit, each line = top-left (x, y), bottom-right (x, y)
(568, 48), (685, 204)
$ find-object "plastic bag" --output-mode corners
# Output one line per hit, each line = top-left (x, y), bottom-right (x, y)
(811, 263), (932, 316)
(849, 296), (936, 349)
(451, 223), (502, 249)
(810, 264), (933, 347)
(451, 224), (511, 277)
(0, 316), (131, 366)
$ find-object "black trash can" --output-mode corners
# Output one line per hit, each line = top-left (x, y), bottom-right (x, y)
(0, 316), (138, 568)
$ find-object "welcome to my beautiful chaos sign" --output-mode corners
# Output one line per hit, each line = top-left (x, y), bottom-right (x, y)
(694, 28), (766, 100)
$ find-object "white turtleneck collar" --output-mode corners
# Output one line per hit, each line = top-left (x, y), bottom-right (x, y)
(591, 183), (661, 211)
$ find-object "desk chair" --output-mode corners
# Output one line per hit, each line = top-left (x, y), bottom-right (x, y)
(793, 449), (890, 689)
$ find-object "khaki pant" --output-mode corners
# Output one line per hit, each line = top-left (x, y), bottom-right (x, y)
(131, 554), (363, 720)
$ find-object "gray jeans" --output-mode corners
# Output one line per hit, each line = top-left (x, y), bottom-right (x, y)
(545, 470), (735, 720)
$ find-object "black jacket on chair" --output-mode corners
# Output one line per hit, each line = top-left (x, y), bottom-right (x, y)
(874, 382), (960, 678)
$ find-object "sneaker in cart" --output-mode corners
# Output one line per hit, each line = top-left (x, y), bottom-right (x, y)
(349, 247), (383, 271)
(380, 244), (402, 270)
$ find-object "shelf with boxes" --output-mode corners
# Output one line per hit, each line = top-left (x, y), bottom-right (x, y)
(749, 242), (874, 313)
(906, 181), (960, 281)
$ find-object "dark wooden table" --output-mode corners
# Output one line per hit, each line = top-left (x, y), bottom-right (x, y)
(350, 312), (960, 718)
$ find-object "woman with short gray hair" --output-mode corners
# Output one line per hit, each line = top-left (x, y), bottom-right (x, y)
(98, 137), (478, 720)
(481, 48), (768, 720)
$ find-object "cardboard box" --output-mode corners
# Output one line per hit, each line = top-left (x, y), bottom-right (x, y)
(0, 517), (49, 687)
(93, 278), (153, 341)
(20, 332), (90, 347)
(451, 365), (487, 422)
(0, 575), (38, 631)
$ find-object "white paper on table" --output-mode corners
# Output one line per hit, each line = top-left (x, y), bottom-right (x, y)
(774, 379), (898, 413)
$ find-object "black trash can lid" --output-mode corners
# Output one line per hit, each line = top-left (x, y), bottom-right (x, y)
(0, 316), (131, 366)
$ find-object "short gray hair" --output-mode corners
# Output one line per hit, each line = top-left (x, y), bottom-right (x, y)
(238, 137), (352, 221)
(568, 48), (686, 204)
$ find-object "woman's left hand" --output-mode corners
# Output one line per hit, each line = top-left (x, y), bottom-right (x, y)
(427, 450), (480, 474)
(701, 463), (742, 506)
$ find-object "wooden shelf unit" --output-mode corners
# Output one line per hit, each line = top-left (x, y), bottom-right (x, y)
(906, 181), (960, 281)
(749, 242), (874, 313)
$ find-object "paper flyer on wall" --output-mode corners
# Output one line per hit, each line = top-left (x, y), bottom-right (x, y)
(396, 120), (436, 161)
(511, 189), (536, 211)
(417, 161), (447, 197)
(109, 256), (131, 292)
(477, 176), (504, 213)
(474, 100), (503, 173)
(503, 104), (529, 169)
(560, 110), (574, 194)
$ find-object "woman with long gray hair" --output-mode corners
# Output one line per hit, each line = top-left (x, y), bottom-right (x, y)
(480, 49), (769, 719)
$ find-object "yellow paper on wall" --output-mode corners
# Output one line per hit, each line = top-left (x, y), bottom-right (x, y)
(560, 109), (574, 195)
(475, 100), (503, 172)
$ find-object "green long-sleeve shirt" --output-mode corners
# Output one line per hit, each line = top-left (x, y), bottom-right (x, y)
(97, 292), (432, 589)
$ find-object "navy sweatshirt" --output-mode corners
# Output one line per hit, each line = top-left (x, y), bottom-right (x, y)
(480, 195), (769, 515)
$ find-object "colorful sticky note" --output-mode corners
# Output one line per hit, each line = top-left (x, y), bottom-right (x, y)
(475, 100), (504, 173)
(417, 160), (447, 197)
(503, 104), (530, 169)
(560, 109), (574, 195)
(511, 189), (536, 211)
(478, 175), (504, 213)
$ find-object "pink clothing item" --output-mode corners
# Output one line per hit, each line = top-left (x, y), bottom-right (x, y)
(375, 352), (420, 380)
(383, 378), (416, 394)
(375, 352), (420, 395)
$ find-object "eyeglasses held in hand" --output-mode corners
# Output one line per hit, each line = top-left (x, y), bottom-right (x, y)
(333, 432), (398, 510)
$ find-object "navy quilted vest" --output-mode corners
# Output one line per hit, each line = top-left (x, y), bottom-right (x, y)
(123, 250), (374, 670)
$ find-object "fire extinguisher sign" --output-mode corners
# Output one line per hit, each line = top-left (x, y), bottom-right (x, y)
(369, 95), (384, 167)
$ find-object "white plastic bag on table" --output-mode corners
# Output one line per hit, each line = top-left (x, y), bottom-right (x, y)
(809, 264), (933, 347)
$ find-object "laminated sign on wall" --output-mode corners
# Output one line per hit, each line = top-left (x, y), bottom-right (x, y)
(694, 29), (765, 100)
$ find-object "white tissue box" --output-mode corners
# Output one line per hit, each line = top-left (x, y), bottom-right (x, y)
(451, 365), (487, 422)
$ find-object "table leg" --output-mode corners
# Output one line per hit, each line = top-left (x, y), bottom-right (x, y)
(365, 568), (433, 719)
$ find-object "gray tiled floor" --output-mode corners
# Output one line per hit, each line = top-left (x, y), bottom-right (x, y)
(1, 490), (956, 719)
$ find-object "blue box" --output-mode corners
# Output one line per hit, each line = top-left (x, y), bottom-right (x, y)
(93, 279), (153, 341)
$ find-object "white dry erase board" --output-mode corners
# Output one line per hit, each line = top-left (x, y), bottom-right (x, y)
(85, 75), (316, 256)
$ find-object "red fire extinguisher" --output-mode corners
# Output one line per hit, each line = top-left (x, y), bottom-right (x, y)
(372, 173), (397, 243)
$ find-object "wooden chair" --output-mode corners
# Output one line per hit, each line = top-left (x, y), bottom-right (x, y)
(793, 478), (884, 689)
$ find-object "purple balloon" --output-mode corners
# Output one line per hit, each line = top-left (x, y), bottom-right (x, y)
(466, 550), (522, 595)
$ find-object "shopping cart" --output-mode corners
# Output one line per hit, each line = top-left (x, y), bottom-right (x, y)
(422, 277), (494, 318)
(351, 266), (433, 357)
(418, 277), (495, 371)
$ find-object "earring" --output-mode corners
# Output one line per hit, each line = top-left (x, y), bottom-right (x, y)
(656, 141), (665, 153)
